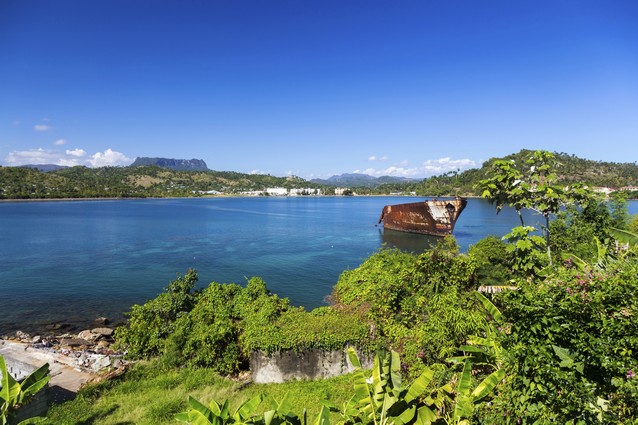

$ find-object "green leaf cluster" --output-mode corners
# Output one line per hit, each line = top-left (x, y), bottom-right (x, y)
(242, 307), (371, 354)
(466, 236), (512, 287)
(332, 238), (486, 376)
(177, 349), (505, 425)
(115, 272), (371, 375)
(114, 269), (199, 359)
(481, 261), (638, 424)
(1, 355), (50, 425)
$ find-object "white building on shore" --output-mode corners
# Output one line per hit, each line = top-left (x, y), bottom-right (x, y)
(266, 187), (288, 196)
(289, 188), (321, 196)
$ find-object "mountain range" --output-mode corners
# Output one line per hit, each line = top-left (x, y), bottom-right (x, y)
(20, 164), (69, 172)
(310, 173), (417, 188)
(9, 150), (638, 195)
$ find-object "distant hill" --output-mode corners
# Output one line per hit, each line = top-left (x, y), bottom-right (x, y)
(130, 157), (209, 171)
(0, 165), (324, 199)
(411, 149), (638, 197)
(311, 173), (417, 188)
(19, 164), (69, 172)
(1, 149), (637, 200)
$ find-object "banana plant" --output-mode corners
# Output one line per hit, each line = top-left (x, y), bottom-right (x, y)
(455, 292), (506, 369)
(444, 360), (506, 425)
(609, 227), (638, 248)
(444, 293), (507, 424)
(0, 355), (50, 425)
(175, 394), (262, 425)
(262, 392), (303, 425)
(330, 348), (437, 425)
(563, 230), (638, 273)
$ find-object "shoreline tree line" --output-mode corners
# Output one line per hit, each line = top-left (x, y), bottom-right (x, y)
(1, 149), (638, 199)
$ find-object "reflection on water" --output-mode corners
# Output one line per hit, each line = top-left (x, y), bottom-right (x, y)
(379, 228), (440, 253)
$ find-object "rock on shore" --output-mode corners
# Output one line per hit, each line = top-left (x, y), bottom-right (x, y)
(5, 319), (126, 375)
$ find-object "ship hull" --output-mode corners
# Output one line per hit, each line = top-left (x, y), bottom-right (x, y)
(378, 198), (467, 237)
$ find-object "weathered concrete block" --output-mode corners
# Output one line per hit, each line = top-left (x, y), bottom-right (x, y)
(250, 347), (372, 383)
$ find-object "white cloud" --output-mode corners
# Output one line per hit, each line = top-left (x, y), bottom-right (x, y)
(4, 147), (130, 167)
(422, 157), (476, 174)
(88, 149), (130, 167)
(5, 148), (63, 165)
(354, 166), (422, 178)
(250, 169), (270, 175)
(66, 148), (87, 157)
(34, 124), (53, 132)
(368, 155), (389, 161)
(354, 157), (477, 178)
(54, 139), (67, 146)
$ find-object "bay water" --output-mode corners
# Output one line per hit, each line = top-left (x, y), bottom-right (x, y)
(1, 197), (635, 335)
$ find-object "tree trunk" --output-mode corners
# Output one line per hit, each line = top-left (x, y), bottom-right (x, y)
(545, 214), (552, 265)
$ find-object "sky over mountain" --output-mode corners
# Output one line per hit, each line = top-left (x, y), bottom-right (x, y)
(1, 1), (637, 178)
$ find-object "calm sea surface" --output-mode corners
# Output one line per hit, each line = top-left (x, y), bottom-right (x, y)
(1, 197), (636, 335)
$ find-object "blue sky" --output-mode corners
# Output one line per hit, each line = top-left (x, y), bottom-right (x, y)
(1, 1), (637, 179)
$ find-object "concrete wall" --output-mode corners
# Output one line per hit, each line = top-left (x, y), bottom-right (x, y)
(250, 347), (372, 384)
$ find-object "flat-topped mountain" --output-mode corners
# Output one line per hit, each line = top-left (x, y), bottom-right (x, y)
(131, 157), (209, 171)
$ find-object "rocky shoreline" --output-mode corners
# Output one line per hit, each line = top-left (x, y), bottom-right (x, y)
(2, 316), (128, 375)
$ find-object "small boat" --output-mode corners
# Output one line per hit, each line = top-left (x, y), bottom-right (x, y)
(378, 197), (467, 237)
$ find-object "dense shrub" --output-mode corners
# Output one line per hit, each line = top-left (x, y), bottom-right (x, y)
(242, 306), (371, 353)
(482, 260), (638, 424)
(114, 269), (198, 358)
(332, 237), (486, 376)
(163, 277), (291, 372)
(549, 201), (614, 262)
(116, 272), (372, 374)
(467, 235), (512, 286)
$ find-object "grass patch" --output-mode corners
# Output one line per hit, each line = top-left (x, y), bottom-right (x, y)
(43, 360), (354, 425)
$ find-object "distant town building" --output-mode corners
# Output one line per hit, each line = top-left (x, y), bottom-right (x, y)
(193, 190), (222, 195)
(593, 187), (615, 195)
(289, 188), (322, 196)
(266, 187), (288, 196)
(334, 187), (350, 196)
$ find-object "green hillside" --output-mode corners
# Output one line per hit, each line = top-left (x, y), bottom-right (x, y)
(1, 150), (636, 199)
(372, 149), (638, 196)
(0, 166), (325, 199)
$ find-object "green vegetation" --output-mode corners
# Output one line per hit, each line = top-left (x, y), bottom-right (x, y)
(21, 150), (638, 423)
(479, 259), (638, 424)
(332, 238), (486, 376)
(0, 165), (325, 199)
(114, 271), (372, 375)
(1, 355), (50, 425)
(43, 360), (354, 425)
(2, 149), (637, 199)
(372, 149), (638, 197)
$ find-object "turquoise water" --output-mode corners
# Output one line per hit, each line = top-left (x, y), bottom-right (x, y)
(1, 197), (636, 334)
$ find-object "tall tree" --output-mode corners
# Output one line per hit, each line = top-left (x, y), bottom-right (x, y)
(478, 150), (594, 265)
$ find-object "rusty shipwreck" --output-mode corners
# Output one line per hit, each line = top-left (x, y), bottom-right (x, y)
(378, 197), (467, 237)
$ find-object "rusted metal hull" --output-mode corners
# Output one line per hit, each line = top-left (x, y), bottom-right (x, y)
(378, 198), (467, 237)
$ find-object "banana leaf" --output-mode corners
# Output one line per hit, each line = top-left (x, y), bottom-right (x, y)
(609, 227), (638, 246)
